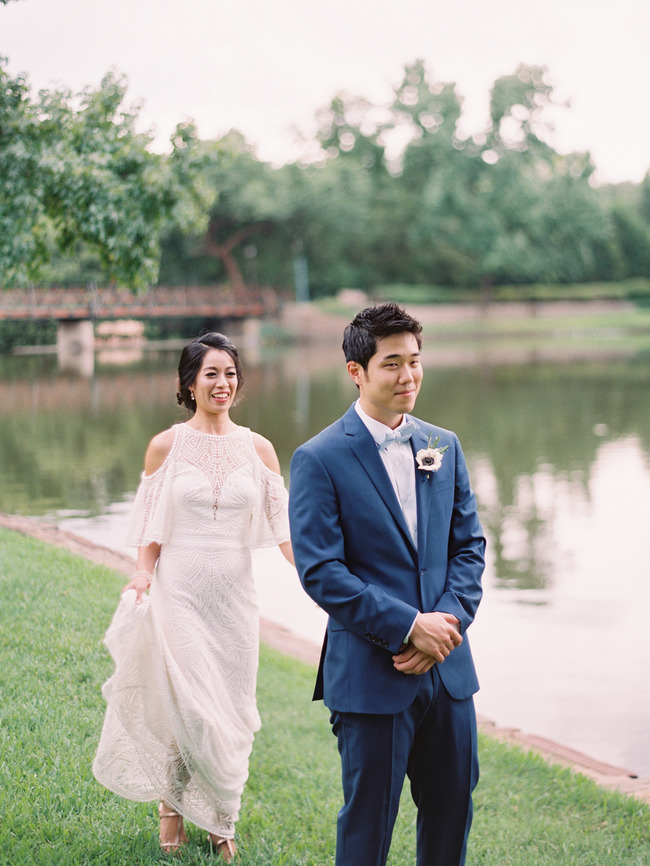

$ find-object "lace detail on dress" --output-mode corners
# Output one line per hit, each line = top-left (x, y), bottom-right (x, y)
(94, 423), (290, 836)
(126, 425), (289, 548)
(125, 444), (178, 548)
(250, 461), (290, 548)
(180, 425), (250, 519)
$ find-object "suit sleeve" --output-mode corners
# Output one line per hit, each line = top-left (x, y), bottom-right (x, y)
(289, 445), (418, 653)
(433, 435), (485, 633)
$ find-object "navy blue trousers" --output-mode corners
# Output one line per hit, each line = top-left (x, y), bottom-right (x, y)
(330, 666), (479, 866)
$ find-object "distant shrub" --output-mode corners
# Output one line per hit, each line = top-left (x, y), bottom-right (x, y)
(0, 319), (57, 353)
(493, 278), (650, 303)
(372, 284), (477, 304)
(372, 279), (650, 306)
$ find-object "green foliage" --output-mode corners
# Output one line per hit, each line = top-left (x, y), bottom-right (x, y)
(159, 131), (292, 289)
(0, 60), (47, 283)
(391, 59), (464, 183)
(609, 205), (650, 277)
(487, 64), (557, 158)
(281, 59), (637, 295)
(1, 527), (649, 864)
(288, 158), (375, 295)
(373, 284), (478, 304)
(314, 91), (385, 172)
(0, 317), (57, 352)
(640, 173), (650, 224)
(491, 277), (650, 302)
(31, 239), (105, 289)
(2, 51), (649, 297)
(471, 157), (619, 286)
(0, 60), (211, 290)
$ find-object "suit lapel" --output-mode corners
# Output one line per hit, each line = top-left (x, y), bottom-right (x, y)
(343, 406), (415, 550)
(411, 427), (432, 563)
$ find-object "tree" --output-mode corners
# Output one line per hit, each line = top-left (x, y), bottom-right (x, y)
(640, 172), (650, 225)
(201, 134), (276, 291)
(152, 59), (646, 297)
(0, 60), (46, 285)
(159, 130), (299, 291)
(314, 91), (386, 175)
(454, 66), (622, 289)
(374, 60), (476, 286)
(486, 64), (557, 159)
(389, 59), (463, 181)
(309, 61), (471, 289)
(287, 156), (374, 295)
(609, 204), (650, 278)
(0, 59), (210, 289)
(305, 90), (390, 292)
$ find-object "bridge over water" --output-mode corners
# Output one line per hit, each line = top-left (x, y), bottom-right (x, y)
(0, 285), (279, 322)
(1, 284), (281, 375)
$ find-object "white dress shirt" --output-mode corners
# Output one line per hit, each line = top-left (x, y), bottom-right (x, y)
(355, 401), (418, 644)
(354, 400), (418, 548)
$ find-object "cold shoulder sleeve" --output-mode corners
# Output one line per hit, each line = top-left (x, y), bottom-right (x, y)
(249, 462), (290, 549)
(125, 460), (176, 548)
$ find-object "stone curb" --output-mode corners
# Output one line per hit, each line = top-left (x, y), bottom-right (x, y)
(1, 511), (648, 806)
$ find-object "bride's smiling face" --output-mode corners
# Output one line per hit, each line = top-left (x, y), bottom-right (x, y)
(191, 348), (238, 415)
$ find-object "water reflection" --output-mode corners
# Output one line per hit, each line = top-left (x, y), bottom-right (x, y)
(1, 346), (649, 776)
(2, 349), (649, 596)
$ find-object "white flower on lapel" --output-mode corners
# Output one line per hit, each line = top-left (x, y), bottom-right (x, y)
(416, 434), (449, 476)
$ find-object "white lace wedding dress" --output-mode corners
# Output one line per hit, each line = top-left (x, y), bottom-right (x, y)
(93, 424), (290, 837)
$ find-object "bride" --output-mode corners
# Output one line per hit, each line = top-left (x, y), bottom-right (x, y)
(93, 332), (294, 860)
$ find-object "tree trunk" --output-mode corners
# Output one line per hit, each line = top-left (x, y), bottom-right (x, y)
(204, 219), (271, 293)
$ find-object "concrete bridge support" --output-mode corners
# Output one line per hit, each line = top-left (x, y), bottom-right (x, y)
(57, 319), (95, 377)
(240, 317), (262, 364)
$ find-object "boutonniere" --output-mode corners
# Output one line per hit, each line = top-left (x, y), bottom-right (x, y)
(416, 434), (449, 477)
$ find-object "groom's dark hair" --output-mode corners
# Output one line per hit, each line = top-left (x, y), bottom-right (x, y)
(342, 302), (423, 370)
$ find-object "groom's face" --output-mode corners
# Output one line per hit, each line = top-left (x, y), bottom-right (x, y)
(348, 332), (423, 427)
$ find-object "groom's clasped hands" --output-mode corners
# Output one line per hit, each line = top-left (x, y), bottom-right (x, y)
(392, 611), (463, 675)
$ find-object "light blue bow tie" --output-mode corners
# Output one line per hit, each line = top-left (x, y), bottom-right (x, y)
(378, 421), (418, 451)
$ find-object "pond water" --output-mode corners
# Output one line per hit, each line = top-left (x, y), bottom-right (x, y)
(1, 337), (649, 778)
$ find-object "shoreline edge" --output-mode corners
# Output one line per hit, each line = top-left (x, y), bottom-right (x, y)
(2, 509), (648, 805)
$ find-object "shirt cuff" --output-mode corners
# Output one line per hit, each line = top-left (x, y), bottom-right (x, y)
(402, 614), (418, 645)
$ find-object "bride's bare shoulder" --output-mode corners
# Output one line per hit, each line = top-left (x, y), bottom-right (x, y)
(144, 426), (177, 475)
(250, 431), (281, 474)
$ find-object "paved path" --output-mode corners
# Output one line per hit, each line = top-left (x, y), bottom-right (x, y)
(2, 510), (648, 805)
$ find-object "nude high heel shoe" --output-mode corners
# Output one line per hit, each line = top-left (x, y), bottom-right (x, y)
(208, 833), (237, 861)
(158, 801), (188, 854)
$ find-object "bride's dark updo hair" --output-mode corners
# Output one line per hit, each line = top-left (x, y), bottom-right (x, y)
(176, 332), (244, 412)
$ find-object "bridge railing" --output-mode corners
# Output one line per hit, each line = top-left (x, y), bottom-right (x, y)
(0, 285), (280, 321)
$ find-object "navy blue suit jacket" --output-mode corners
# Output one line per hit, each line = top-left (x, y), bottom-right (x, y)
(289, 405), (485, 714)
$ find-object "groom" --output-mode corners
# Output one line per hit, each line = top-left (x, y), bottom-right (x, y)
(289, 303), (485, 866)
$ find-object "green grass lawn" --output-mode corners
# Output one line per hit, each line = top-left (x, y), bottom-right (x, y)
(315, 294), (650, 355)
(1, 526), (648, 864)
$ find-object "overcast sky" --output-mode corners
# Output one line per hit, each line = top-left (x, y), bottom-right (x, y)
(3, 0), (649, 184)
